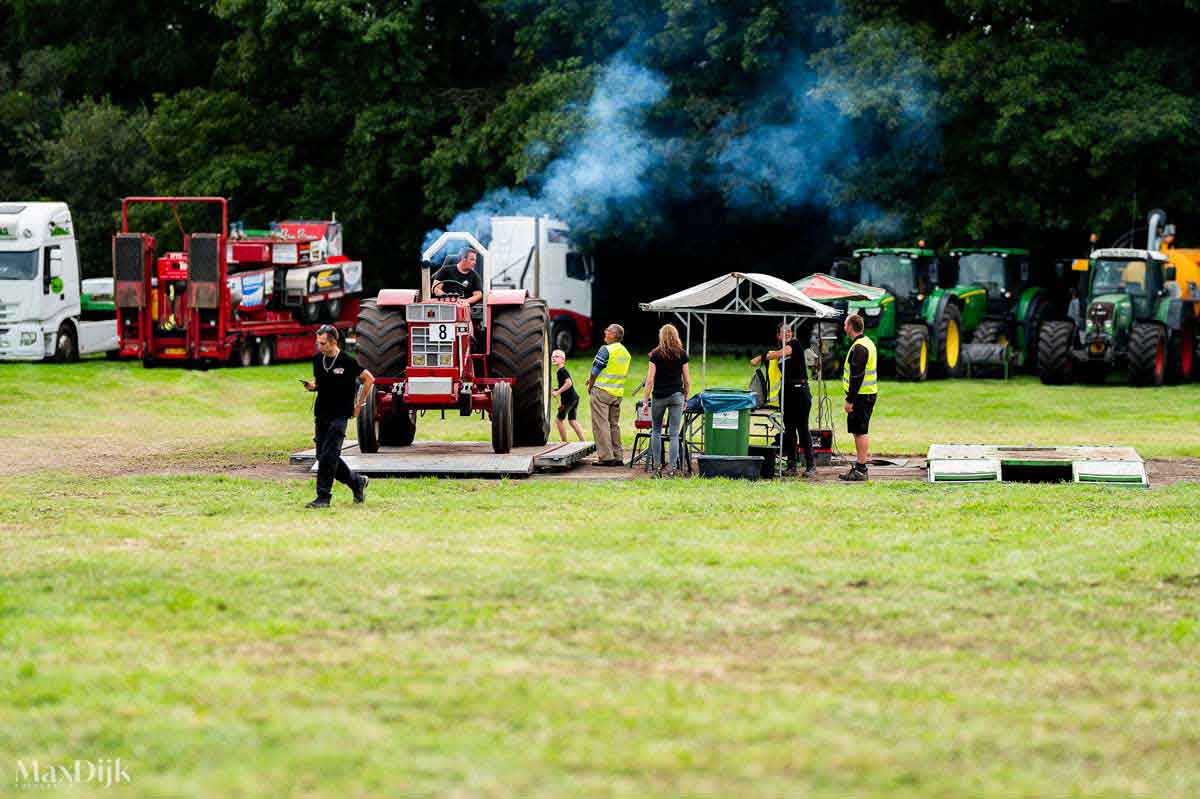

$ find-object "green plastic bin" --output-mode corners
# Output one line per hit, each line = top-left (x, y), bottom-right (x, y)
(701, 389), (754, 456)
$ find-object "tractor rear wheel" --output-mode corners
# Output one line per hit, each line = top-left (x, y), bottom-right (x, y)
(355, 298), (408, 378)
(936, 304), (966, 378)
(811, 321), (841, 378)
(1128, 323), (1166, 387)
(1168, 323), (1195, 384)
(491, 381), (514, 454)
(895, 324), (929, 381)
(1037, 321), (1075, 385)
(490, 299), (550, 447)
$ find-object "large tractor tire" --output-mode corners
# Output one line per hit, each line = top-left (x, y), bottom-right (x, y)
(1037, 321), (1075, 385)
(1021, 300), (1049, 372)
(895, 324), (929, 381)
(355, 298), (407, 378)
(1167, 323), (1195, 384)
(490, 381), (514, 454)
(490, 298), (550, 447)
(972, 320), (1007, 345)
(811, 321), (841, 378)
(935, 304), (966, 378)
(1128, 322), (1167, 387)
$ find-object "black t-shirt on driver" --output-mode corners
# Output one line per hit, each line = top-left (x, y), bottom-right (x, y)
(433, 264), (482, 298)
(313, 350), (363, 420)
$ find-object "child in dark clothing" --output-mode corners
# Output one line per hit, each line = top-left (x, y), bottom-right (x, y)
(551, 349), (585, 442)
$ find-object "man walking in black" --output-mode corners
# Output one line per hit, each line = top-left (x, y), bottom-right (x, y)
(302, 324), (374, 508)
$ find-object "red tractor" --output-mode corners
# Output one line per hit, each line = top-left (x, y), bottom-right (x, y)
(355, 232), (551, 454)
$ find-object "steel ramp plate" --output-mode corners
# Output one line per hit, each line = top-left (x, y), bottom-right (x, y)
(318, 452), (534, 478)
(1073, 460), (1148, 487)
(928, 458), (1001, 483)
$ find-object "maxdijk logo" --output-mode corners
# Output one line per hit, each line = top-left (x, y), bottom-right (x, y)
(14, 758), (131, 789)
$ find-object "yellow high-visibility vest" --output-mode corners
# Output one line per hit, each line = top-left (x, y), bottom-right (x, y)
(595, 342), (631, 397)
(767, 358), (781, 405)
(842, 335), (878, 396)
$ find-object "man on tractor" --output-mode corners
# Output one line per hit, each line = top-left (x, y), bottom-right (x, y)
(432, 248), (483, 305)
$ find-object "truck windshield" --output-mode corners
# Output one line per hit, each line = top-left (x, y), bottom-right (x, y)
(957, 254), (1007, 295)
(0, 250), (38, 281)
(1092, 259), (1151, 296)
(859, 254), (915, 296)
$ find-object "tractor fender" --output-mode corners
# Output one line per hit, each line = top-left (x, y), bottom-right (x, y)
(1015, 286), (1044, 323)
(926, 290), (957, 332)
(486, 288), (528, 307)
(377, 289), (418, 307)
(1155, 296), (1192, 331)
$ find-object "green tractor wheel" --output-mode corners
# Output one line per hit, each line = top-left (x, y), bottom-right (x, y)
(1037, 321), (1075, 385)
(936, 304), (966, 378)
(895, 324), (930, 381)
(1128, 323), (1167, 387)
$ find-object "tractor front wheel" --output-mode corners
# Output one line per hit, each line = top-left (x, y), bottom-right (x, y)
(491, 381), (514, 454)
(1037, 321), (1075, 385)
(357, 389), (380, 454)
(379, 405), (417, 447)
(936, 304), (966, 378)
(895, 325), (929, 381)
(490, 299), (550, 447)
(1128, 323), (1166, 387)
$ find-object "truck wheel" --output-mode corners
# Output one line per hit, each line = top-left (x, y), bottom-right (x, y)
(53, 323), (78, 363)
(1037, 321), (1075, 385)
(355, 298), (408, 377)
(490, 298), (550, 446)
(490, 381), (514, 454)
(895, 325), (929, 381)
(1128, 323), (1166, 387)
(1168, 324), (1195, 383)
(300, 301), (321, 325)
(811, 321), (841, 378)
(357, 389), (380, 454)
(936, 304), (965, 378)
(324, 298), (343, 323)
(238, 342), (255, 368)
(552, 320), (576, 357)
(257, 338), (274, 367)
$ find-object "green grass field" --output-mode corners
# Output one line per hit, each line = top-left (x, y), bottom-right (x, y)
(2, 358), (1199, 796)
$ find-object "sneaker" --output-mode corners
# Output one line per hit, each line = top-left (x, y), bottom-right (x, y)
(802, 466), (817, 478)
(353, 475), (369, 504)
(838, 466), (869, 482)
(781, 464), (799, 477)
(305, 498), (330, 509)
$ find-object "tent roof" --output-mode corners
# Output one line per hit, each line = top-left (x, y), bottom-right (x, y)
(791, 273), (887, 302)
(640, 272), (838, 317)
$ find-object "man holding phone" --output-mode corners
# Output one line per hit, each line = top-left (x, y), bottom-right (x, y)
(302, 324), (375, 508)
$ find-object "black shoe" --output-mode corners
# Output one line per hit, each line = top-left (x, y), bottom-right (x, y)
(306, 498), (330, 509)
(802, 466), (817, 478)
(781, 464), (799, 477)
(353, 475), (369, 504)
(597, 458), (624, 467)
(838, 466), (869, 482)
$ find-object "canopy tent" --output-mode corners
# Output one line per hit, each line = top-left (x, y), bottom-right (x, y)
(640, 273), (843, 476)
(790, 273), (887, 302)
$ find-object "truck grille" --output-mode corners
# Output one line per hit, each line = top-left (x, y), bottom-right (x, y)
(0, 303), (16, 323)
(411, 326), (455, 366)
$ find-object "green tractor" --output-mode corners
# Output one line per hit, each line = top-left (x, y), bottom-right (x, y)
(819, 247), (972, 381)
(1038, 245), (1195, 386)
(947, 247), (1053, 371)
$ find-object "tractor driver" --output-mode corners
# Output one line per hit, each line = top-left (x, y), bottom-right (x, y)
(433, 248), (483, 305)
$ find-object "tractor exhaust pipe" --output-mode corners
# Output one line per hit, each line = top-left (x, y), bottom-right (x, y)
(420, 259), (433, 300)
(1147, 209), (1168, 251)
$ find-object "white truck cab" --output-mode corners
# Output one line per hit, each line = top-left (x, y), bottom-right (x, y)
(487, 217), (595, 355)
(0, 202), (117, 361)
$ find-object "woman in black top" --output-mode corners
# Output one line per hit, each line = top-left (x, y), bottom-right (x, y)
(750, 321), (815, 477)
(643, 324), (691, 475)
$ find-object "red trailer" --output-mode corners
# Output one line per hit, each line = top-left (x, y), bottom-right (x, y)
(113, 197), (361, 367)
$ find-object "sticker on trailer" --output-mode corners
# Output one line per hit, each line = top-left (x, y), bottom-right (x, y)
(712, 411), (740, 430)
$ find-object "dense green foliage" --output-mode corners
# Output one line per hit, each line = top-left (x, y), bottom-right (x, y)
(3, 0), (1200, 304)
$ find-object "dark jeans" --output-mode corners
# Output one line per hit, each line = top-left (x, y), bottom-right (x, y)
(782, 382), (814, 469)
(315, 416), (359, 501)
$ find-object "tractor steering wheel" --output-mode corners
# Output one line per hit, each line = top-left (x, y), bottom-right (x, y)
(438, 279), (468, 298)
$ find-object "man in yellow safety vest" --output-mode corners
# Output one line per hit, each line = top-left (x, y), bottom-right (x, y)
(839, 313), (878, 481)
(586, 323), (631, 466)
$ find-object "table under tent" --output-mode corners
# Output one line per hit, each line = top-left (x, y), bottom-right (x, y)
(638, 272), (883, 477)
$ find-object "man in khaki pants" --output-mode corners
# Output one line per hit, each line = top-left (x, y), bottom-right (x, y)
(586, 324), (631, 466)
